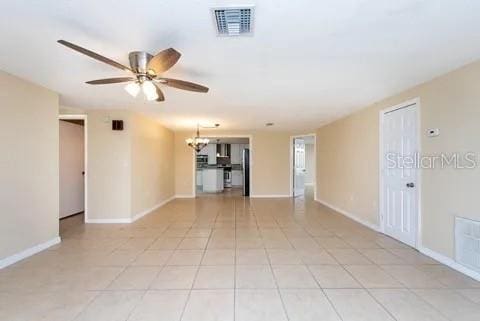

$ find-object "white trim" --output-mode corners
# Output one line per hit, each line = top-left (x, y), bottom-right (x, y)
(131, 196), (175, 222)
(191, 134), (253, 197)
(378, 98), (422, 249)
(59, 114), (88, 223)
(86, 196), (176, 224)
(175, 194), (196, 198)
(290, 133), (316, 198)
(315, 196), (480, 282)
(0, 237), (61, 269)
(316, 198), (380, 232)
(419, 246), (480, 282)
(85, 218), (131, 224)
(250, 194), (291, 198)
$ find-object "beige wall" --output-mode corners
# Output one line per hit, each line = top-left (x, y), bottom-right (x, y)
(59, 120), (85, 218)
(87, 110), (132, 221)
(130, 113), (175, 216)
(316, 109), (379, 225)
(174, 130), (293, 197)
(0, 71), (59, 260)
(87, 110), (175, 221)
(253, 131), (292, 196)
(316, 60), (480, 259)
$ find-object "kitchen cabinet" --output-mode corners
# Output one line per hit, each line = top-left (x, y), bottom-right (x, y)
(207, 144), (217, 165)
(197, 145), (208, 156)
(231, 144), (241, 164)
(232, 169), (243, 186)
(202, 168), (224, 192)
(196, 170), (203, 186)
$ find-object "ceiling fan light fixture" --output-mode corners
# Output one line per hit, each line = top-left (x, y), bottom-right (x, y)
(57, 40), (208, 102)
(142, 81), (159, 101)
(124, 82), (140, 97)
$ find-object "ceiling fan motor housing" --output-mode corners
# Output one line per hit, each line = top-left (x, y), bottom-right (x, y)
(128, 51), (153, 75)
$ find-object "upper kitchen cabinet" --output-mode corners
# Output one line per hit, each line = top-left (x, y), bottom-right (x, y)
(207, 143), (217, 165)
(231, 144), (241, 164)
(198, 145), (208, 156)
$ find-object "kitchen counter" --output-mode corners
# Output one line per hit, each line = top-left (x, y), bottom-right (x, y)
(202, 168), (224, 193)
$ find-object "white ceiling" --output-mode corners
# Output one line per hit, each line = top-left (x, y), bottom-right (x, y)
(1, 1), (480, 131)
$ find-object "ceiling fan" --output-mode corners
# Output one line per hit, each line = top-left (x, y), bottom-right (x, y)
(57, 40), (209, 102)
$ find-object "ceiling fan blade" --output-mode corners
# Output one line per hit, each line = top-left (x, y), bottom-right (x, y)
(153, 83), (165, 101)
(159, 78), (209, 93)
(147, 48), (181, 75)
(58, 40), (132, 72)
(85, 77), (135, 85)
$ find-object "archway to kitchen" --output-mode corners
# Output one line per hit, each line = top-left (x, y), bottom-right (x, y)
(193, 135), (252, 198)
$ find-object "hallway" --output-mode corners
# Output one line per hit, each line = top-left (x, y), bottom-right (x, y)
(1, 192), (480, 321)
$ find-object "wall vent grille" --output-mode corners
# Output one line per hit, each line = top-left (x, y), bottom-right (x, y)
(213, 7), (254, 36)
(455, 216), (480, 274)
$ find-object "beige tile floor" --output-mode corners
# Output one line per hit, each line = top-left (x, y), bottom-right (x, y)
(1, 188), (480, 321)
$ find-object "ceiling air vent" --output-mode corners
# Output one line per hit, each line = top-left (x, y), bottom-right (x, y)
(213, 6), (254, 36)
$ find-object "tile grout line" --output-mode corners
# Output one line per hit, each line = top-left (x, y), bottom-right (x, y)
(233, 197), (237, 321)
(265, 216), (292, 321)
(177, 205), (217, 321)
(307, 264), (345, 321)
(105, 222), (177, 321)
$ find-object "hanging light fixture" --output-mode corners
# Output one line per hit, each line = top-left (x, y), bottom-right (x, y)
(186, 124), (210, 153)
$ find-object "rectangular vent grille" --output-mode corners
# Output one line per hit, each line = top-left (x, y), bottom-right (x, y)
(213, 7), (254, 36)
(455, 217), (480, 274)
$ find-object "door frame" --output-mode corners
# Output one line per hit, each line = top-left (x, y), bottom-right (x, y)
(59, 114), (88, 223)
(379, 98), (422, 249)
(290, 133), (316, 197)
(191, 134), (253, 197)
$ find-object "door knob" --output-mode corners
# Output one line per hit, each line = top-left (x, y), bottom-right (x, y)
(406, 182), (415, 188)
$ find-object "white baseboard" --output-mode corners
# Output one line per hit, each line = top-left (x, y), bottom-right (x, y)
(0, 236), (61, 269)
(131, 196), (175, 222)
(315, 198), (380, 232)
(85, 218), (131, 224)
(87, 196), (176, 224)
(419, 246), (480, 282)
(315, 198), (480, 282)
(250, 194), (291, 198)
(175, 194), (195, 198)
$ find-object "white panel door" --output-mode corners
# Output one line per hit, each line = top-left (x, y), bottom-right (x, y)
(294, 139), (306, 196)
(382, 103), (418, 247)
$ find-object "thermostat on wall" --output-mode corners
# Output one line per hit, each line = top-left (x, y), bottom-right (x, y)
(426, 128), (440, 137)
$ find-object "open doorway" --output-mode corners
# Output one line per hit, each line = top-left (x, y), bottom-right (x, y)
(59, 115), (87, 232)
(291, 134), (316, 198)
(194, 136), (251, 198)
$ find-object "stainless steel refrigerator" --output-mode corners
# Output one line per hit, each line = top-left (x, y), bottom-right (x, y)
(242, 148), (250, 196)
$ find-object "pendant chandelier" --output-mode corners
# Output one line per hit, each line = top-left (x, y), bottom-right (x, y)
(185, 124), (210, 152)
